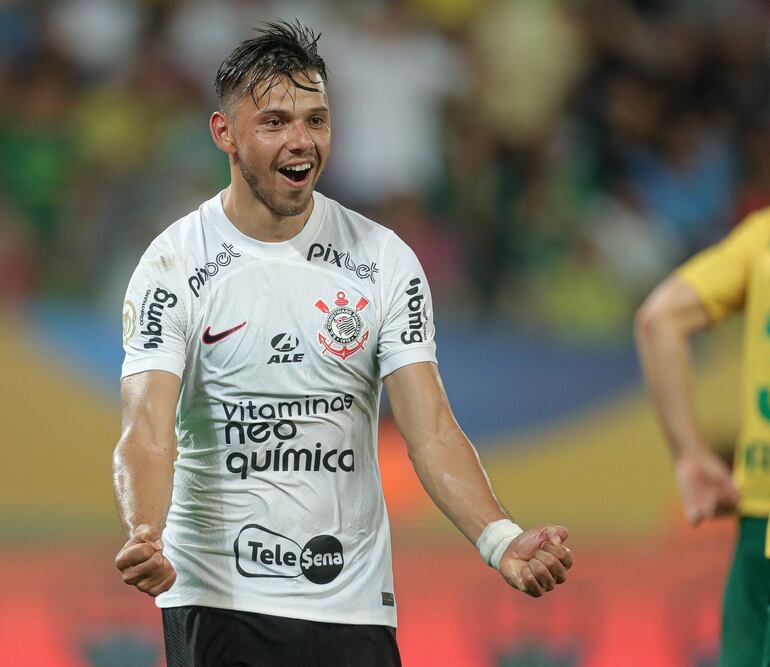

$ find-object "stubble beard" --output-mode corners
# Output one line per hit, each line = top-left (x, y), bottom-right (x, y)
(239, 162), (312, 218)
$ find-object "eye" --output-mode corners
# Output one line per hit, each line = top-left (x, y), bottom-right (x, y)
(310, 116), (326, 126)
(266, 118), (283, 128)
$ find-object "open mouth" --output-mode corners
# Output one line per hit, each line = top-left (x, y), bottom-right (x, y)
(278, 162), (313, 184)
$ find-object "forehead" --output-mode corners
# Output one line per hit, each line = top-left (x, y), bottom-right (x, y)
(244, 70), (328, 114)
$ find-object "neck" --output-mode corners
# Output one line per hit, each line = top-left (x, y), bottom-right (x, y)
(221, 177), (314, 243)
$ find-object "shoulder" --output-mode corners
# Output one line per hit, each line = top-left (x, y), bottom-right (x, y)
(318, 192), (396, 247)
(144, 205), (204, 260)
(733, 207), (770, 242)
(317, 192), (423, 261)
(134, 197), (218, 280)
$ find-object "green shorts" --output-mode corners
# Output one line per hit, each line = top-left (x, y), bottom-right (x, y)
(722, 517), (770, 667)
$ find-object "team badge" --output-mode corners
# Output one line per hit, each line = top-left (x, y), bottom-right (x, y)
(122, 300), (136, 344)
(314, 291), (369, 361)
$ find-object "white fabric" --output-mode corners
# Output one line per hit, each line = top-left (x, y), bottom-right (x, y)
(476, 519), (524, 570)
(121, 190), (437, 627)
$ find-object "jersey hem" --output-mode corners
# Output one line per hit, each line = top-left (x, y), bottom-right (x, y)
(155, 594), (398, 628)
(738, 503), (770, 518)
(121, 356), (185, 380)
(379, 347), (437, 379)
(675, 269), (729, 323)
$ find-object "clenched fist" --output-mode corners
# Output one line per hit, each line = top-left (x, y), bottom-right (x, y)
(115, 524), (176, 597)
(498, 525), (572, 597)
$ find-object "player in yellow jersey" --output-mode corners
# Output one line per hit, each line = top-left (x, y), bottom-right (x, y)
(635, 208), (770, 667)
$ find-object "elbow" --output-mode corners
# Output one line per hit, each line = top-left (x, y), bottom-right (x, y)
(634, 288), (680, 345)
(634, 297), (662, 343)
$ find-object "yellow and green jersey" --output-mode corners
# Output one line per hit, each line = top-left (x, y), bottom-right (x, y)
(678, 208), (770, 517)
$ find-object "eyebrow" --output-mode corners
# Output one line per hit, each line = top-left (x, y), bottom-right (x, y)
(258, 106), (330, 116)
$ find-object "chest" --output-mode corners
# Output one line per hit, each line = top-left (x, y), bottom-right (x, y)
(190, 263), (380, 390)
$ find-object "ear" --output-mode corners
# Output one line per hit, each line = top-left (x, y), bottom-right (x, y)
(210, 111), (237, 155)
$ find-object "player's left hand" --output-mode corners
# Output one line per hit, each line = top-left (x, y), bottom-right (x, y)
(498, 525), (572, 597)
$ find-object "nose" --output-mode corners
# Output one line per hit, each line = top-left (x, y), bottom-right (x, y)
(286, 120), (314, 153)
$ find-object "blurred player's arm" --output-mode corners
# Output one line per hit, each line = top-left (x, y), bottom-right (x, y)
(112, 370), (180, 596)
(635, 276), (740, 524)
(384, 361), (572, 597)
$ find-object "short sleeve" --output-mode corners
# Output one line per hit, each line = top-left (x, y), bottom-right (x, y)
(377, 233), (437, 378)
(676, 210), (770, 322)
(121, 241), (189, 379)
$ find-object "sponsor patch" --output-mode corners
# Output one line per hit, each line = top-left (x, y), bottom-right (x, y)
(400, 277), (429, 345)
(268, 333), (304, 365)
(306, 242), (379, 283)
(140, 287), (178, 349)
(235, 524), (345, 584)
(187, 242), (241, 297)
(122, 300), (136, 345)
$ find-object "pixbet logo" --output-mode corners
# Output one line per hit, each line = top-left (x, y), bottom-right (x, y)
(267, 333), (304, 365)
(234, 524), (344, 584)
(187, 243), (241, 297)
(306, 242), (379, 283)
(140, 288), (177, 349)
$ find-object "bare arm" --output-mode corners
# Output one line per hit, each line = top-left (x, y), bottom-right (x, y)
(112, 370), (180, 596)
(384, 362), (572, 596)
(635, 276), (740, 523)
(635, 276), (713, 458)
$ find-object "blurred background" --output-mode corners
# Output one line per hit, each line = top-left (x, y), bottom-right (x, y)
(0, 0), (759, 664)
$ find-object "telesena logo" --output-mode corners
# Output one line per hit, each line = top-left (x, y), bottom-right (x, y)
(139, 287), (177, 349)
(188, 243), (241, 297)
(306, 242), (379, 283)
(234, 524), (344, 584)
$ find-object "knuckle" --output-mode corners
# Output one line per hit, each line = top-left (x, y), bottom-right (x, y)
(540, 552), (557, 567)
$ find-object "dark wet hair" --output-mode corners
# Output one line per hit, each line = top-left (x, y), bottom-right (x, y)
(214, 19), (328, 114)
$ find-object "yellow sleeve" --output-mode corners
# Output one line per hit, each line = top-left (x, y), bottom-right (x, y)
(676, 209), (770, 323)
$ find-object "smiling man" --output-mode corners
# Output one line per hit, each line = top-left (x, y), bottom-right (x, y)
(113, 20), (573, 667)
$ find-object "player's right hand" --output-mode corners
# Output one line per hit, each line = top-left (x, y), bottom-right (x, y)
(115, 523), (177, 597)
(676, 450), (740, 525)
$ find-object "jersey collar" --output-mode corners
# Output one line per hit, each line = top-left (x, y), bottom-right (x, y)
(205, 190), (326, 258)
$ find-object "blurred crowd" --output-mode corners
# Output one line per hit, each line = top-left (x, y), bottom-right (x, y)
(2, 0), (770, 338)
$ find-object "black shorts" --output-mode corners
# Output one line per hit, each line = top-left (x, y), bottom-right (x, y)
(162, 605), (402, 667)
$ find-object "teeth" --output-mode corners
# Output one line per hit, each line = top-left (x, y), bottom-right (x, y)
(283, 163), (311, 172)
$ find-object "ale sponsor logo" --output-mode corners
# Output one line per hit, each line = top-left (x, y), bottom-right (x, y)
(268, 333), (304, 364)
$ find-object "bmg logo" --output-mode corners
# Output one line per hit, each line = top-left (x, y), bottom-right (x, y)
(234, 524), (344, 584)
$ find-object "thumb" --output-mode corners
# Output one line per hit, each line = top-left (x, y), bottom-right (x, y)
(544, 525), (569, 545)
(685, 507), (702, 526)
(132, 524), (164, 551)
(725, 480), (741, 505)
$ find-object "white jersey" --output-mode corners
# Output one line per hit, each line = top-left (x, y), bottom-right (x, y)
(121, 190), (436, 627)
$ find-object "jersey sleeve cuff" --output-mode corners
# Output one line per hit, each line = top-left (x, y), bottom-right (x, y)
(379, 345), (437, 379)
(675, 268), (729, 322)
(121, 356), (185, 380)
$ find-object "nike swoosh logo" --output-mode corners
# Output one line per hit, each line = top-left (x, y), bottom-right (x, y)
(202, 322), (246, 345)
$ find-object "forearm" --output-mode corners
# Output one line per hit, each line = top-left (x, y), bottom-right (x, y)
(113, 437), (175, 536)
(408, 418), (507, 544)
(635, 313), (706, 459)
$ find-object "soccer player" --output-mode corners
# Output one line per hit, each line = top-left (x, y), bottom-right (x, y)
(113, 20), (573, 667)
(635, 211), (770, 667)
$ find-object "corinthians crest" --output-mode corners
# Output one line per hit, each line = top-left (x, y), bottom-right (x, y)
(314, 291), (370, 361)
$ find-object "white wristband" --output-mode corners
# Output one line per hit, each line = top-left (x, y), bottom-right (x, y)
(476, 519), (524, 570)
